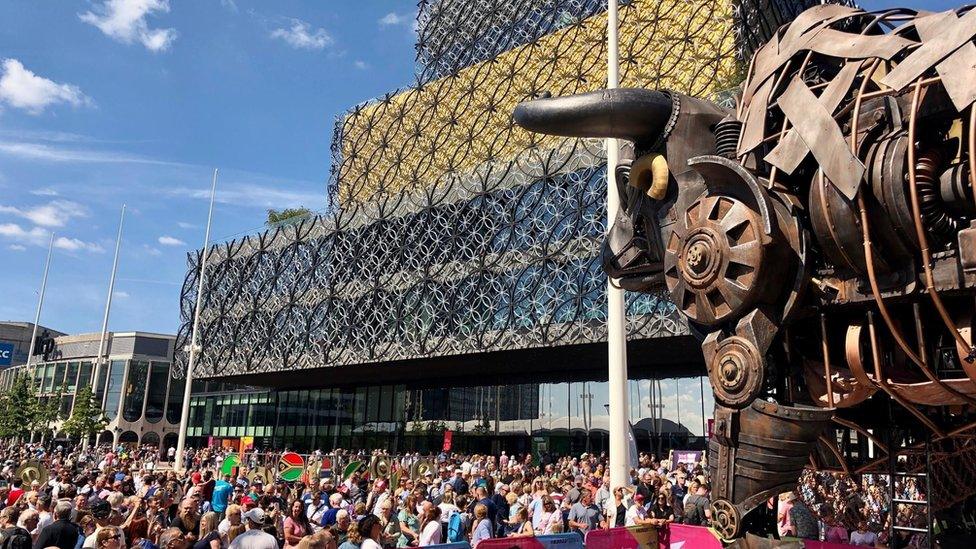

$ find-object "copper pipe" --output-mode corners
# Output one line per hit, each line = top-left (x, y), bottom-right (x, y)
(970, 106), (976, 218)
(856, 419), (976, 473)
(738, 58), (794, 163)
(736, 54), (757, 121)
(855, 75), (942, 101)
(912, 302), (976, 404)
(851, 59), (927, 370)
(905, 77), (974, 354)
(833, 416), (888, 453)
(819, 434), (851, 476)
(821, 314), (835, 408)
(867, 311), (945, 436)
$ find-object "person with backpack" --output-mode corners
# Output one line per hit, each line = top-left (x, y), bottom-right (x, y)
(0, 506), (34, 549)
(682, 482), (711, 526)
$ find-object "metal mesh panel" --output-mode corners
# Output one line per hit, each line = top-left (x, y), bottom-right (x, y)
(176, 0), (838, 380)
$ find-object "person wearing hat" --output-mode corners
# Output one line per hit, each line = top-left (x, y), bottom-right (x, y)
(229, 508), (276, 549)
(624, 493), (652, 526)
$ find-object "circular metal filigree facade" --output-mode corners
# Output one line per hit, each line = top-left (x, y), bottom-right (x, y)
(175, 0), (842, 380)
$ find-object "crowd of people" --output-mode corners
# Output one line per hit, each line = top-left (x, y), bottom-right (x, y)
(0, 442), (946, 549)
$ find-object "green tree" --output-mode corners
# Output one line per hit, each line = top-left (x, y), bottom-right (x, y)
(35, 381), (69, 439)
(266, 207), (312, 226)
(61, 385), (107, 442)
(1, 373), (38, 441)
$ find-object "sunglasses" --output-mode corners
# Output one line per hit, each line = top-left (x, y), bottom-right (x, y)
(105, 535), (121, 541)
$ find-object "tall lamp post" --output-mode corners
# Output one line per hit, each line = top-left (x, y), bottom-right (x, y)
(605, 0), (631, 489)
(175, 169), (219, 472)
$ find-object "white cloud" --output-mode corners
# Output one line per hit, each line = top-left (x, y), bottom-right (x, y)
(176, 221), (197, 229)
(112, 290), (130, 299)
(157, 235), (186, 246)
(0, 59), (90, 114)
(0, 140), (176, 165)
(79, 0), (178, 52)
(30, 187), (59, 196)
(54, 236), (104, 253)
(8, 244), (26, 251)
(165, 183), (322, 209)
(0, 223), (48, 246)
(142, 244), (162, 256)
(219, 0), (238, 12)
(0, 223), (103, 253)
(0, 200), (88, 228)
(378, 13), (410, 27)
(270, 19), (333, 50)
(354, 60), (368, 70)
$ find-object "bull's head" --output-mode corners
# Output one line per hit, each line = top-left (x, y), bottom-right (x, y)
(514, 89), (729, 294)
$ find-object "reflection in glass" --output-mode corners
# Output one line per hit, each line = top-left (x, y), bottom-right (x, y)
(77, 362), (93, 391)
(53, 362), (66, 391)
(122, 360), (149, 422)
(166, 374), (186, 424)
(65, 362), (79, 392)
(104, 360), (126, 421)
(145, 362), (169, 423)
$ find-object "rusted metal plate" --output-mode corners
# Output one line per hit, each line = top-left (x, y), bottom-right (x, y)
(916, 11), (976, 110)
(806, 29), (914, 59)
(765, 61), (861, 175)
(739, 77), (774, 155)
(802, 359), (876, 409)
(959, 226), (976, 272)
(888, 378), (976, 406)
(778, 78), (866, 199)
(882, 8), (976, 91)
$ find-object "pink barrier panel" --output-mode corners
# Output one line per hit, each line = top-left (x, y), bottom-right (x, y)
(802, 542), (860, 549)
(585, 525), (658, 548)
(656, 524), (723, 549)
(476, 533), (583, 549)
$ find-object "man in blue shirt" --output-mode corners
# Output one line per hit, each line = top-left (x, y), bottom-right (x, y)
(212, 474), (233, 520)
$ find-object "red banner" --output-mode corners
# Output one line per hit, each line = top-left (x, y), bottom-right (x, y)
(656, 524), (722, 549)
(477, 534), (581, 548)
(585, 525), (657, 548)
(442, 430), (453, 452)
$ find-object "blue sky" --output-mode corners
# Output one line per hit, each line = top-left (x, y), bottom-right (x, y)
(1, 0), (419, 335)
(0, 0), (953, 337)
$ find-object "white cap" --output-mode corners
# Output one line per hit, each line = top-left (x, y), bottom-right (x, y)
(243, 508), (265, 524)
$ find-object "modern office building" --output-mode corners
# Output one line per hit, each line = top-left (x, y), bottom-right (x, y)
(175, 0), (827, 455)
(0, 321), (64, 369)
(0, 331), (182, 449)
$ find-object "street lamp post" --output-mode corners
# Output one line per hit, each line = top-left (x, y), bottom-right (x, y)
(605, 0), (631, 491)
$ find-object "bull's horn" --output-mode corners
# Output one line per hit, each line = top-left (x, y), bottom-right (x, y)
(513, 88), (672, 145)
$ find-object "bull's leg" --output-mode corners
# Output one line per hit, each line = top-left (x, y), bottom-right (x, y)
(702, 311), (835, 539)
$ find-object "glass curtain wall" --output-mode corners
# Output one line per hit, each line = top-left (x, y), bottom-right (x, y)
(145, 362), (170, 423)
(122, 360), (150, 421)
(104, 360), (127, 420)
(187, 376), (714, 454)
(166, 374), (186, 424)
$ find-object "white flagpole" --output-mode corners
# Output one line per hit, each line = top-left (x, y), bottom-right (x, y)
(25, 233), (55, 370)
(176, 169), (218, 472)
(92, 205), (126, 395)
(86, 205), (124, 450)
(606, 0), (632, 490)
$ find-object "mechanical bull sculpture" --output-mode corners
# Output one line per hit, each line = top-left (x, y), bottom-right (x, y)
(515, 4), (976, 538)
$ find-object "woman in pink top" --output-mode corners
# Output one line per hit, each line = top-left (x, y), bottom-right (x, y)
(283, 500), (312, 549)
